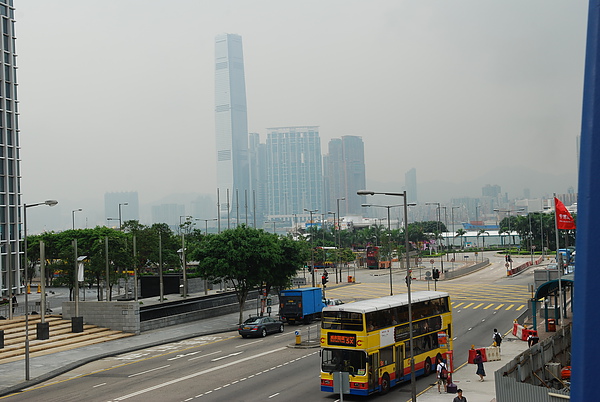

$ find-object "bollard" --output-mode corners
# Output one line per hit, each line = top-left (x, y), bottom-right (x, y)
(295, 330), (301, 345)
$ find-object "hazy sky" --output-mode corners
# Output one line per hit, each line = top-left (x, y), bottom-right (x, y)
(15, 1), (587, 230)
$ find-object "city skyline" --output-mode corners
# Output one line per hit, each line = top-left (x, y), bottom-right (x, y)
(13, 1), (582, 233)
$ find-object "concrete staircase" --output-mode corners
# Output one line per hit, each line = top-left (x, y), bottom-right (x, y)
(0, 315), (135, 364)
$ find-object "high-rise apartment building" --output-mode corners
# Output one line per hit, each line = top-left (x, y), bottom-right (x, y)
(215, 33), (250, 221)
(1, 1), (21, 297)
(405, 168), (417, 204)
(265, 126), (323, 221)
(325, 136), (366, 216)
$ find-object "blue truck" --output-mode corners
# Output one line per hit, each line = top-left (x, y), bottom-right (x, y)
(279, 287), (326, 324)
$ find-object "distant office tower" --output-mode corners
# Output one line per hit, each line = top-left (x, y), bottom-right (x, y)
(265, 127), (323, 219)
(482, 184), (501, 198)
(249, 132), (267, 225)
(405, 168), (417, 204)
(325, 136), (366, 216)
(215, 33), (250, 222)
(1, 2), (21, 298)
(104, 192), (139, 228)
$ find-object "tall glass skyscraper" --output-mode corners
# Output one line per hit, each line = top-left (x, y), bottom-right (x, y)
(0, 0), (21, 297)
(265, 126), (323, 220)
(405, 168), (417, 204)
(325, 136), (366, 216)
(215, 33), (250, 220)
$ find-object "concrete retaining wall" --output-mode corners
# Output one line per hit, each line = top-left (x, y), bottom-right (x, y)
(442, 258), (489, 280)
(62, 301), (140, 334)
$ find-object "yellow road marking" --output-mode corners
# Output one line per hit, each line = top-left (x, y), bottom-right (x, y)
(463, 303), (474, 308)
(495, 304), (505, 310)
(506, 304), (514, 310)
(483, 304), (494, 309)
(453, 302), (464, 308)
(473, 303), (484, 309)
(516, 305), (525, 311)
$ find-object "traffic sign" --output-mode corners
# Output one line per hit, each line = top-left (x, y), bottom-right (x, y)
(430, 259), (435, 264)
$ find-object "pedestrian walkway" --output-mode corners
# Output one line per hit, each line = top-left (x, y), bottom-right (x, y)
(414, 333), (528, 402)
(0, 304), (244, 396)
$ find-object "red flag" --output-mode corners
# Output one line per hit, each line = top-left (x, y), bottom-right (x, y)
(555, 197), (576, 230)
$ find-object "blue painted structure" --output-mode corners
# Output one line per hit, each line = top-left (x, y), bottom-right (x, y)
(572, 2), (600, 400)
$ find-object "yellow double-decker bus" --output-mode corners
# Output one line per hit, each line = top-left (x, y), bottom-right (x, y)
(320, 291), (452, 395)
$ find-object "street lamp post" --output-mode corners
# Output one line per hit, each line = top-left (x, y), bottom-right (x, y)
(336, 198), (345, 282)
(327, 211), (337, 282)
(362, 203), (408, 296)
(23, 199), (58, 381)
(203, 218), (217, 234)
(264, 221), (276, 234)
(72, 208), (82, 230)
(426, 202), (444, 272)
(118, 203), (128, 230)
(304, 208), (318, 287)
(179, 215), (192, 298)
(358, 190), (416, 402)
(451, 206), (460, 263)
(494, 208), (525, 247)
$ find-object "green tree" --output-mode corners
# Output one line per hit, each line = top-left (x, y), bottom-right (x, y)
(190, 225), (294, 324)
(455, 228), (467, 249)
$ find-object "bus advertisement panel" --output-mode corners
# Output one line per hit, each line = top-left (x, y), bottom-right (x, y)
(320, 291), (452, 395)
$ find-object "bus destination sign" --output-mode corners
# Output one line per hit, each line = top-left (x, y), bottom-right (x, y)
(328, 332), (357, 347)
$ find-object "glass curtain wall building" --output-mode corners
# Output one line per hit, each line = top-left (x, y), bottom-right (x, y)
(265, 126), (323, 222)
(215, 33), (250, 223)
(325, 135), (366, 216)
(0, 0), (21, 297)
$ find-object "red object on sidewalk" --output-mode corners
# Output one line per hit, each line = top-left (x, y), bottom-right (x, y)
(468, 348), (488, 363)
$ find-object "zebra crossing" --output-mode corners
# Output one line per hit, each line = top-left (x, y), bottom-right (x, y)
(324, 281), (529, 312)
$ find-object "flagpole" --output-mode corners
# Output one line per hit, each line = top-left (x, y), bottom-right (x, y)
(554, 194), (563, 328)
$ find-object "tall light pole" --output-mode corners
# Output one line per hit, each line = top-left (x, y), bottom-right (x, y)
(426, 202), (444, 272)
(440, 206), (449, 261)
(23, 199), (58, 381)
(304, 208), (318, 287)
(118, 202), (128, 230)
(72, 208), (82, 230)
(179, 215), (192, 298)
(264, 221), (276, 234)
(362, 203), (408, 296)
(493, 208), (525, 247)
(451, 206), (460, 262)
(358, 190), (416, 402)
(336, 198), (345, 283)
(203, 218), (217, 234)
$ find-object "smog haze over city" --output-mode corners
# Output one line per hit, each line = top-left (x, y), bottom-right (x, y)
(15, 1), (585, 232)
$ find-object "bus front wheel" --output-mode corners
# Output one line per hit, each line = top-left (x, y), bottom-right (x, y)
(380, 373), (390, 394)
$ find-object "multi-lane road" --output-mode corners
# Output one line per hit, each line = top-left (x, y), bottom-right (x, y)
(3, 253), (536, 402)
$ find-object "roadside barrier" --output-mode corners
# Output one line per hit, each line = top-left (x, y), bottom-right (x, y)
(485, 346), (501, 361)
(468, 347), (488, 363)
(513, 321), (537, 341)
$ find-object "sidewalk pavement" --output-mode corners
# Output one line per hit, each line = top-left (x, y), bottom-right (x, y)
(0, 305), (246, 396)
(414, 333), (529, 402)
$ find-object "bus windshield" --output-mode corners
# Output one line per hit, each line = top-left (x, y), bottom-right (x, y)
(322, 349), (367, 376)
(322, 311), (364, 331)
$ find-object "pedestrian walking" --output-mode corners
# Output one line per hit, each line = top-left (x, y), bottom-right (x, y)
(473, 350), (486, 381)
(452, 388), (467, 402)
(527, 330), (540, 347)
(493, 328), (502, 348)
(11, 293), (17, 313)
(437, 356), (448, 393)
